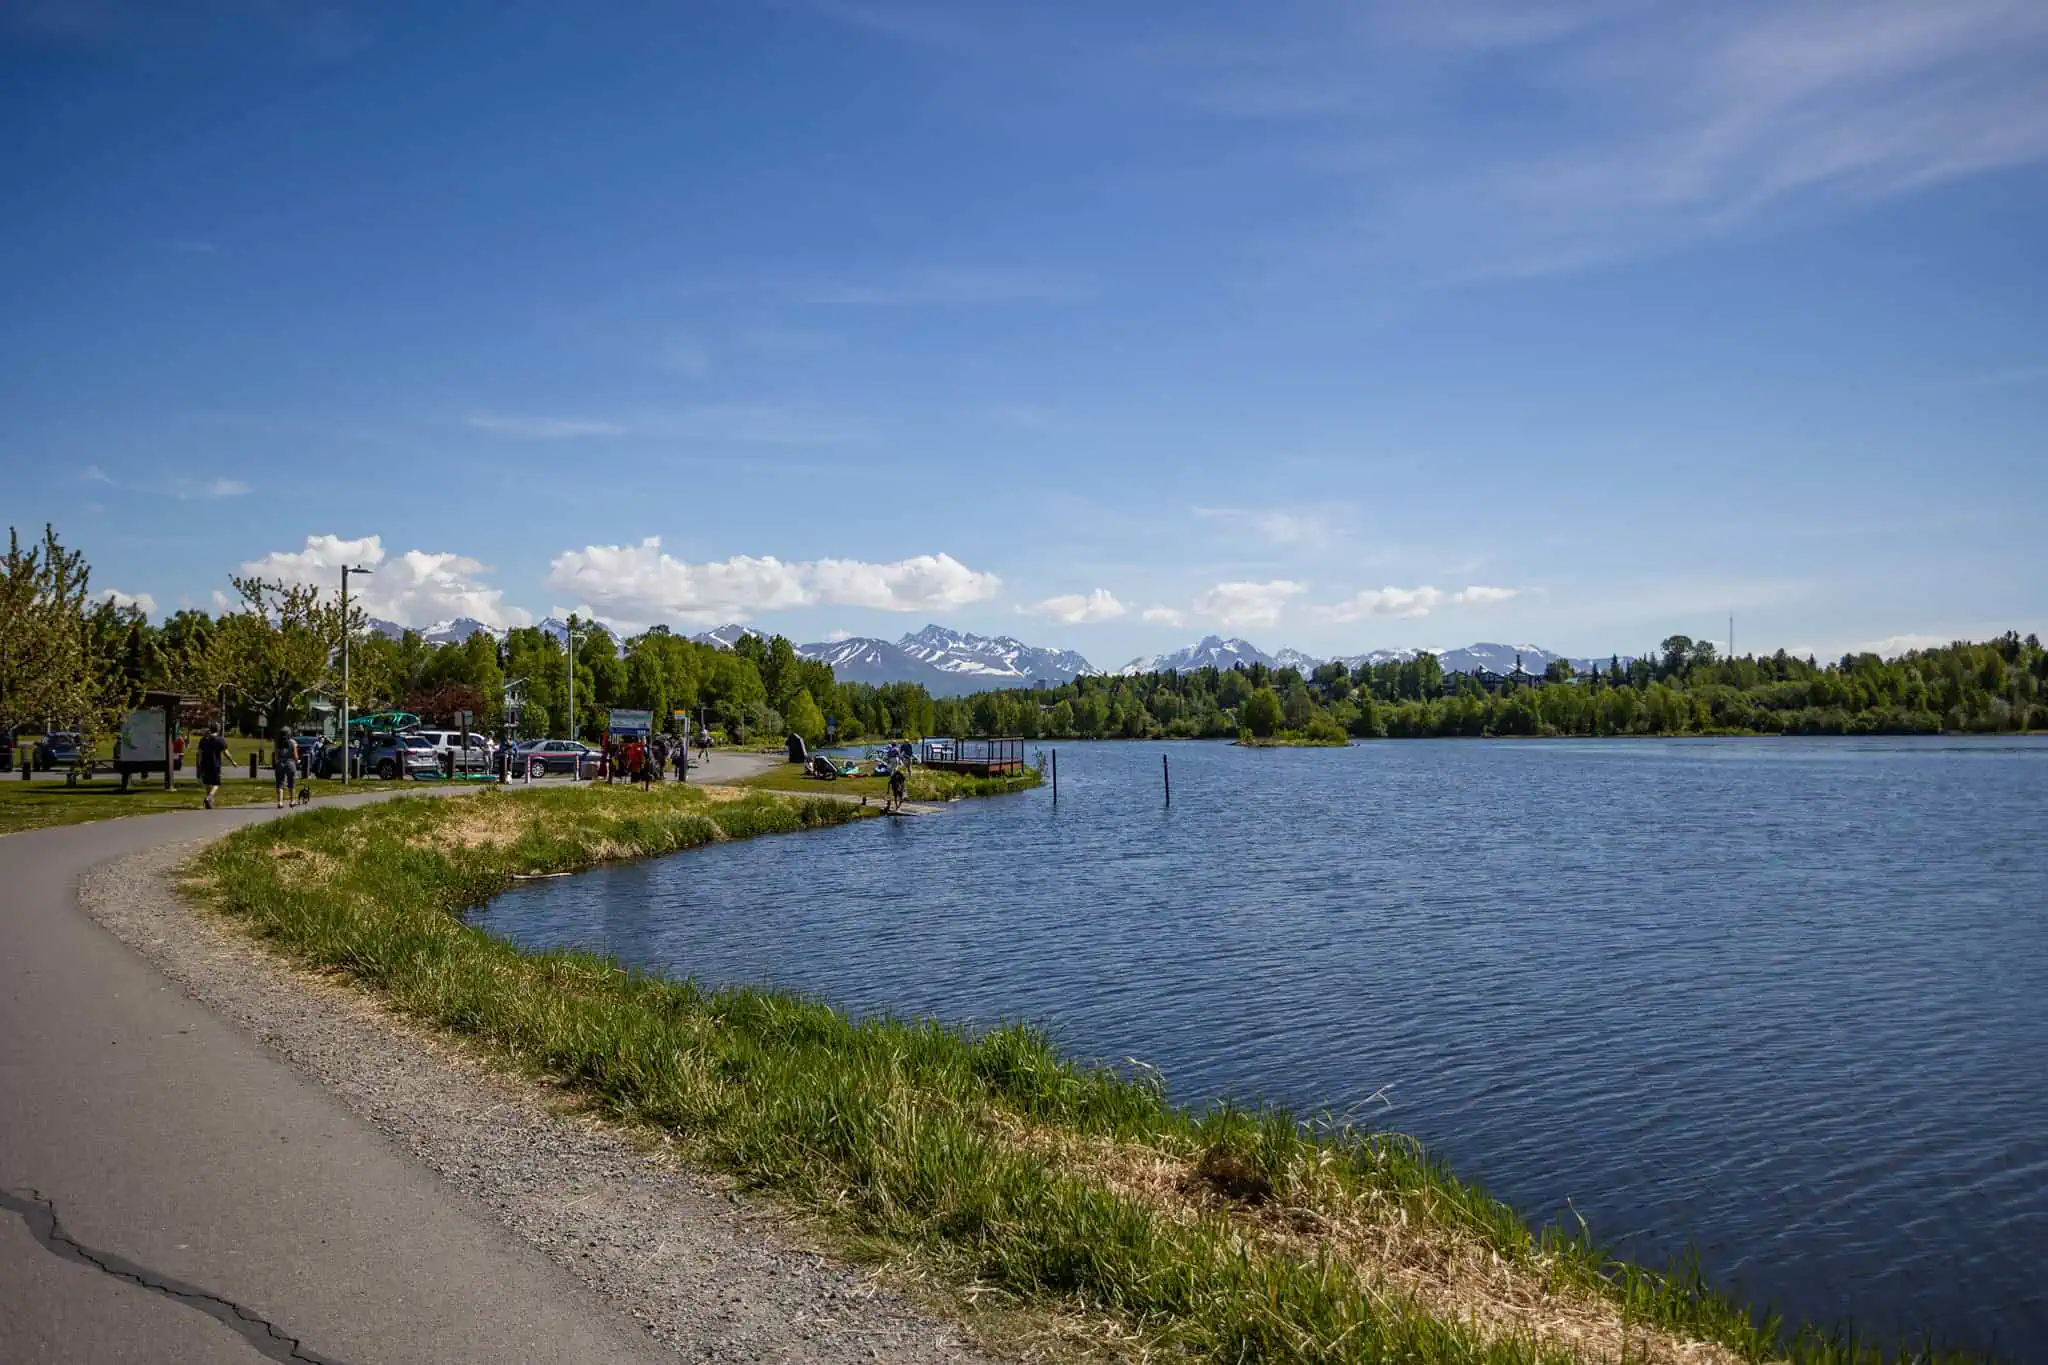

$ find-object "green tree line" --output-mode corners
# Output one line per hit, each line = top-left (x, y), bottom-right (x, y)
(928, 632), (2048, 741)
(8, 525), (2043, 747)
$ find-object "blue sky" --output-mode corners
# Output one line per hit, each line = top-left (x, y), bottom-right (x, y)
(4, 0), (2045, 667)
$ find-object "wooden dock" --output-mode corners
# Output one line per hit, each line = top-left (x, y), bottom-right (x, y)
(914, 737), (1026, 777)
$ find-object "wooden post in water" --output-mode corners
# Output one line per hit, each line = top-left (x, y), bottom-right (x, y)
(1051, 748), (1058, 804)
(1162, 753), (1170, 807)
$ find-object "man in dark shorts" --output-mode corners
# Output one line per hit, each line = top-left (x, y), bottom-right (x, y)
(272, 735), (297, 808)
(888, 759), (908, 812)
(197, 723), (231, 809)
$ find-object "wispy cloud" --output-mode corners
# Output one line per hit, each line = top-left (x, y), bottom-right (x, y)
(85, 464), (249, 499)
(170, 476), (249, 500)
(465, 413), (627, 440)
(795, 266), (1081, 306)
(1932, 362), (2048, 390)
(837, 1), (2048, 283)
(1319, 584), (1518, 622)
(658, 337), (711, 377)
(466, 406), (867, 445)
(99, 587), (156, 615)
(1372, 0), (2048, 278)
(1192, 505), (1343, 548)
(1142, 604), (1186, 626)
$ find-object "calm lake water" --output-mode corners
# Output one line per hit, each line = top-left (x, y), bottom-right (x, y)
(475, 738), (2048, 1357)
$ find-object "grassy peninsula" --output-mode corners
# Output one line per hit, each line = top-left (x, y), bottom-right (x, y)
(185, 784), (1974, 1365)
(735, 762), (1042, 802)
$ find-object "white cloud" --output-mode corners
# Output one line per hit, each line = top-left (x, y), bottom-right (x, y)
(466, 412), (626, 439)
(1142, 605), (1187, 626)
(1022, 589), (1128, 624)
(823, 628), (855, 643)
(236, 534), (531, 630)
(1857, 633), (1962, 656)
(100, 588), (156, 615)
(1320, 584), (1518, 622)
(545, 539), (1001, 625)
(1192, 580), (1306, 628)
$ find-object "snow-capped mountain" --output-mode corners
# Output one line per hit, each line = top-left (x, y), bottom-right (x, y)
(896, 624), (1094, 685)
(366, 617), (406, 641)
(791, 625), (1096, 696)
(1271, 647), (1327, 673)
(690, 623), (763, 649)
(1117, 636), (1275, 676)
(422, 617), (498, 645)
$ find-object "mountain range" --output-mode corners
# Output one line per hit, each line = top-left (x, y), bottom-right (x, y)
(369, 614), (1627, 688)
(698, 623), (1097, 697)
(1114, 637), (1627, 679)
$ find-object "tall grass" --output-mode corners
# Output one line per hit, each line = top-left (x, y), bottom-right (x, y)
(186, 786), (1987, 1365)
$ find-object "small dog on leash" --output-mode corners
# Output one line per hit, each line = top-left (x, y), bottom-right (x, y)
(296, 782), (314, 806)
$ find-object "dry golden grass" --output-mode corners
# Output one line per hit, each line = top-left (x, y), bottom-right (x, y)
(992, 1116), (1754, 1365)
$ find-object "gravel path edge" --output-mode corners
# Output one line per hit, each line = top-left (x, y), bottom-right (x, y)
(78, 839), (1003, 1365)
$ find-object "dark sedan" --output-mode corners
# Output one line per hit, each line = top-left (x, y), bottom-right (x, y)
(509, 739), (595, 776)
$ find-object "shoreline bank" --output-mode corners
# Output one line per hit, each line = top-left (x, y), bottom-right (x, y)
(181, 783), (1978, 1364)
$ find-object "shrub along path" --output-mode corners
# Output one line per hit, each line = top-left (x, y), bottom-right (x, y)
(174, 783), (1953, 1365)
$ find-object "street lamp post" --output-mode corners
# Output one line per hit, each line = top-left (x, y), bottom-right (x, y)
(340, 564), (372, 785)
(566, 615), (587, 736)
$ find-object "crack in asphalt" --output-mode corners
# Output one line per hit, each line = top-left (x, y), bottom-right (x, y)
(1, 1187), (347, 1364)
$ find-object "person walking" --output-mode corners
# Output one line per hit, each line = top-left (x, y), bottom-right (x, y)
(888, 757), (908, 813)
(674, 739), (688, 783)
(197, 723), (231, 809)
(272, 734), (297, 809)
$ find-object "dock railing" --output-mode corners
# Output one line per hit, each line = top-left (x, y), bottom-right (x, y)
(916, 736), (1026, 776)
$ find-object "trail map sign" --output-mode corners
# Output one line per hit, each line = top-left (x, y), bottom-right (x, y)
(608, 709), (653, 737)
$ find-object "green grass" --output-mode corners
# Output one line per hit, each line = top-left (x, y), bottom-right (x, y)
(184, 785), (1987, 1365)
(0, 776), (289, 834)
(735, 762), (1044, 802)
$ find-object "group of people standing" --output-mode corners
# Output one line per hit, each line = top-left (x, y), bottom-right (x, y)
(599, 730), (709, 789)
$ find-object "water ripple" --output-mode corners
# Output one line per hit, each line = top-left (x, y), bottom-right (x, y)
(476, 737), (2048, 1359)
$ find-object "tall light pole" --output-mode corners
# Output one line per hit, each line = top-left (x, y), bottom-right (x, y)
(566, 614), (588, 735)
(340, 564), (372, 785)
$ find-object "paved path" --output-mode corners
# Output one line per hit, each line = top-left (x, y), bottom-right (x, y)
(0, 794), (676, 1364)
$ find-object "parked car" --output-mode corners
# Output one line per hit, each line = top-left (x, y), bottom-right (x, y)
(34, 732), (84, 771)
(510, 739), (594, 776)
(417, 729), (494, 770)
(349, 731), (439, 781)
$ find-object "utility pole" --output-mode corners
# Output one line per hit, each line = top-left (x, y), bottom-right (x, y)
(340, 563), (372, 785)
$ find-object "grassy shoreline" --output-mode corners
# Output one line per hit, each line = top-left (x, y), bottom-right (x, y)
(184, 784), (1977, 1364)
